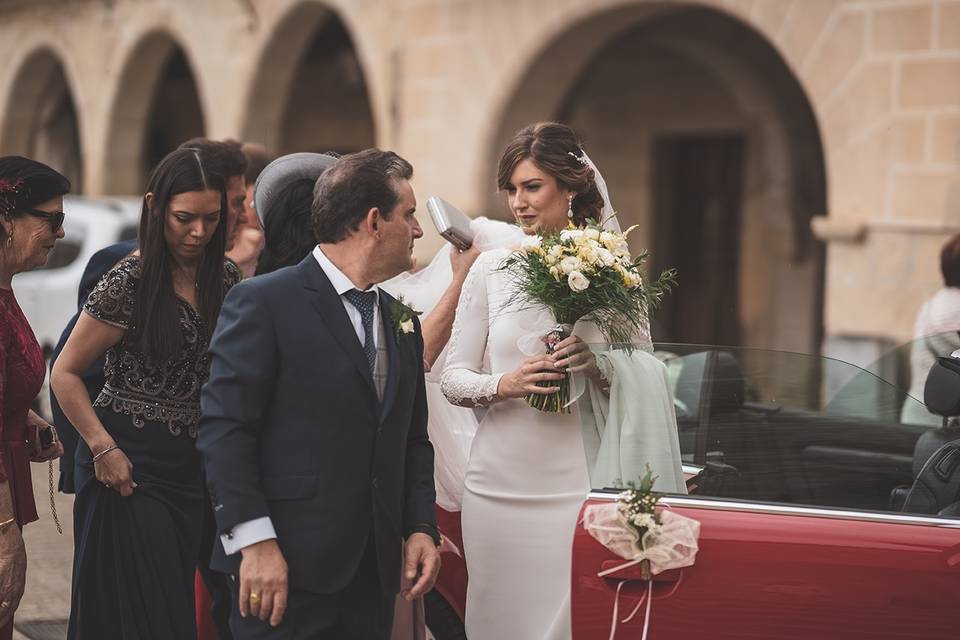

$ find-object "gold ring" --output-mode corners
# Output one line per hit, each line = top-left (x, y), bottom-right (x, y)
(249, 593), (261, 603)
(0, 600), (9, 608)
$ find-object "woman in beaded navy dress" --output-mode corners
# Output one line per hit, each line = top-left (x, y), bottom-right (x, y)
(52, 148), (241, 640)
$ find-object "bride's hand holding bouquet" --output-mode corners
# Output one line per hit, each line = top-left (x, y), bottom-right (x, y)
(495, 354), (565, 400)
(500, 218), (676, 412)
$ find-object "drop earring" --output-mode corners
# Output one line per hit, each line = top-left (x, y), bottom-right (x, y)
(567, 195), (574, 219)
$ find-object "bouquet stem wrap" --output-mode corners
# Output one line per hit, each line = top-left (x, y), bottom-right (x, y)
(582, 505), (700, 639)
(526, 323), (573, 413)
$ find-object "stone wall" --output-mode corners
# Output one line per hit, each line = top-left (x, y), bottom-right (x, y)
(1, 0), (959, 353)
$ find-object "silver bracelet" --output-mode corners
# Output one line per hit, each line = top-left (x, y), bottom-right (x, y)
(92, 445), (119, 463)
(0, 516), (16, 532)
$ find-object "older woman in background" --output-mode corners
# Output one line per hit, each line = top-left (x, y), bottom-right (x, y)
(0, 156), (68, 639)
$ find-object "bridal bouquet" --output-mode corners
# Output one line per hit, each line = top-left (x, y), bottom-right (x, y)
(500, 218), (676, 412)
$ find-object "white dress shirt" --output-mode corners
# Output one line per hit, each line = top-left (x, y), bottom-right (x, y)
(220, 245), (380, 555)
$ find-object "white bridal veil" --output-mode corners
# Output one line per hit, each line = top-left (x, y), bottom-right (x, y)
(382, 217), (526, 510)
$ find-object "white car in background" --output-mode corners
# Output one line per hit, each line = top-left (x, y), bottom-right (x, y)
(13, 195), (140, 417)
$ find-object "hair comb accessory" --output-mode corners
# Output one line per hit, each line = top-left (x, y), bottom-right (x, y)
(567, 150), (589, 166)
(0, 177), (23, 216)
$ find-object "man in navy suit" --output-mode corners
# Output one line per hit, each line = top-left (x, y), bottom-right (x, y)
(197, 149), (440, 639)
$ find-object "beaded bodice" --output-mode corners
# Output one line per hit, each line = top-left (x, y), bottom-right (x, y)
(83, 256), (241, 437)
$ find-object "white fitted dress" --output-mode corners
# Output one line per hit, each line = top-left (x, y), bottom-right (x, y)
(441, 249), (590, 640)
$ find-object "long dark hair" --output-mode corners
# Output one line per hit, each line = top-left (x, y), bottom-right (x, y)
(131, 148), (227, 362)
(255, 178), (316, 275)
(496, 122), (604, 226)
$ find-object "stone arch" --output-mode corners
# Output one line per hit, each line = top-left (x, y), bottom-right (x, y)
(484, 2), (827, 354)
(240, 1), (375, 155)
(103, 30), (206, 194)
(0, 47), (84, 192)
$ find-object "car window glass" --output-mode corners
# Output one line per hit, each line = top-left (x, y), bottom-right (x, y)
(860, 332), (960, 426)
(581, 342), (959, 521)
(37, 217), (86, 270)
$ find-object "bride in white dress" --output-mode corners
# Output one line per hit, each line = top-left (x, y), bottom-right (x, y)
(440, 122), (685, 639)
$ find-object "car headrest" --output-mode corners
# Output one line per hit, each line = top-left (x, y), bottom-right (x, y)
(708, 352), (746, 415)
(675, 351), (745, 417)
(923, 352), (960, 416)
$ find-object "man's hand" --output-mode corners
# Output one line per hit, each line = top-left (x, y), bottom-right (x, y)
(401, 532), (441, 601)
(239, 539), (288, 627)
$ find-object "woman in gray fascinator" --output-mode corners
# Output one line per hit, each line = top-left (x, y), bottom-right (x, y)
(253, 152), (338, 274)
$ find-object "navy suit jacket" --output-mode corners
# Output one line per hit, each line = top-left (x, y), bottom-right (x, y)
(196, 254), (435, 595)
(49, 239), (137, 493)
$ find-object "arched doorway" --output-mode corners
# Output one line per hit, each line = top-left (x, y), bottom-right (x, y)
(487, 4), (827, 354)
(1, 49), (83, 191)
(242, 3), (375, 156)
(104, 33), (205, 193)
(142, 49), (205, 183)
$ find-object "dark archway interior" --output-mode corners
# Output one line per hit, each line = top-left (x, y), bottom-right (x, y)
(278, 16), (375, 155)
(141, 49), (205, 188)
(1, 52), (83, 192)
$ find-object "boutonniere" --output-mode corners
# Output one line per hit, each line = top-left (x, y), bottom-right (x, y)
(390, 295), (422, 340)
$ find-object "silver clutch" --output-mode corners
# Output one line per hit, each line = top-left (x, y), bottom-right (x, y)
(426, 196), (474, 250)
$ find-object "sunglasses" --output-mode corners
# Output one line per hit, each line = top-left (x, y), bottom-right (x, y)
(25, 208), (65, 232)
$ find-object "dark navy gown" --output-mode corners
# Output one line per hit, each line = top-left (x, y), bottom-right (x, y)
(68, 256), (240, 640)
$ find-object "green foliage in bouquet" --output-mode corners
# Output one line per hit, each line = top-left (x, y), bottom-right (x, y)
(499, 218), (677, 349)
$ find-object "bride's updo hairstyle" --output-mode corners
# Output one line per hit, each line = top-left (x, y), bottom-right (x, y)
(496, 122), (604, 226)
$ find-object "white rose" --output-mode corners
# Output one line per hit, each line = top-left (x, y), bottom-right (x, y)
(568, 271), (590, 292)
(560, 229), (583, 243)
(597, 247), (617, 267)
(559, 256), (582, 275)
(400, 319), (415, 334)
(520, 236), (542, 252)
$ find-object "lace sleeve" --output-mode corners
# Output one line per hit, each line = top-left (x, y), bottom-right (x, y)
(83, 256), (139, 329)
(440, 254), (504, 406)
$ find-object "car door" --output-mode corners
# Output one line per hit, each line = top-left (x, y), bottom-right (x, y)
(571, 344), (960, 639)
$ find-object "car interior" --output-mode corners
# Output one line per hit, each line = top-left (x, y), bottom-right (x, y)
(660, 346), (960, 519)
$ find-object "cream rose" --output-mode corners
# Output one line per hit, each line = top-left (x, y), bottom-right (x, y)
(568, 271), (590, 292)
(560, 256), (583, 275)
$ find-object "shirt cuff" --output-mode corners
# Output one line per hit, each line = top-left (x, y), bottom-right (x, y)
(220, 517), (277, 556)
(406, 523), (442, 547)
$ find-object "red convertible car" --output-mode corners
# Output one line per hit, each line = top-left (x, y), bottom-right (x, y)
(425, 343), (960, 639)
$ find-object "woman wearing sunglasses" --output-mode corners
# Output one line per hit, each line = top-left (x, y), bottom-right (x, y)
(0, 155), (68, 639)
